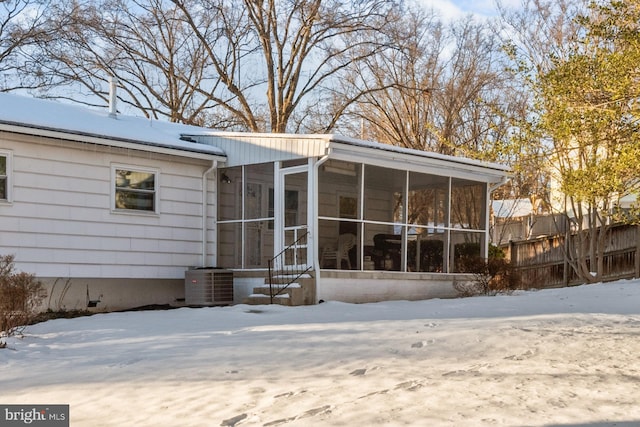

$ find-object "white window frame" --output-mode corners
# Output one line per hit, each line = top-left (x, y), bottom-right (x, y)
(111, 164), (159, 214)
(0, 149), (12, 203)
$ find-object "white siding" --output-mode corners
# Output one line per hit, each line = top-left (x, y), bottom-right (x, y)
(0, 132), (216, 279)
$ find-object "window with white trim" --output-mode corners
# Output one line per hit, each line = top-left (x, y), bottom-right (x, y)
(0, 151), (11, 202)
(112, 166), (158, 213)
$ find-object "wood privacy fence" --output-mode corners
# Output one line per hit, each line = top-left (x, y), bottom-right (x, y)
(503, 223), (640, 289)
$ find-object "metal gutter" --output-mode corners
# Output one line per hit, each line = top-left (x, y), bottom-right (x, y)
(0, 122), (226, 162)
(328, 135), (510, 175)
(202, 160), (218, 266)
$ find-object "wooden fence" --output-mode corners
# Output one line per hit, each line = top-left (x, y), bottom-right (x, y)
(503, 223), (640, 289)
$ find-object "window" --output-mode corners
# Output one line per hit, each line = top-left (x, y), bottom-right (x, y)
(0, 151), (11, 202)
(113, 166), (158, 213)
(339, 195), (358, 219)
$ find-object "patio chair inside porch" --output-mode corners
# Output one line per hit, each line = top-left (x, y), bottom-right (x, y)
(321, 233), (357, 269)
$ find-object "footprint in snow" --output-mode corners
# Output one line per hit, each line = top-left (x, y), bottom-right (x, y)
(220, 413), (247, 427)
(411, 339), (435, 348)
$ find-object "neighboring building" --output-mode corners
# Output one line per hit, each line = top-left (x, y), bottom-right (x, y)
(491, 198), (534, 244)
(0, 93), (509, 310)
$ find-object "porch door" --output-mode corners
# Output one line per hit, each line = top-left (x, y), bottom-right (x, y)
(276, 166), (308, 268)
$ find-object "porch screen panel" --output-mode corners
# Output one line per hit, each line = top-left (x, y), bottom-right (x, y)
(284, 172), (308, 227)
(363, 165), (405, 222)
(318, 160), (360, 218)
(244, 221), (273, 268)
(244, 163), (274, 220)
(450, 179), (486, 230)
(408, 172), (447, 228)
(243, 165), (275, 268)
(218, 222), (242, 268)
(318, 160), (360, 270)
(317, 163), (493, 274)
(217, 163), (275, 269)
(362, 166), (406, 271)
(365, 222), (400, 271)
(406, 225), (445, 272)
(218, 167), (242, 221)
(319, 219), (359, 270)
(450, 230), (485, 273)
(407, 173), (447, 272)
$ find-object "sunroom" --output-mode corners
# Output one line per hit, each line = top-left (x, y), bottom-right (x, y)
(195, 133), (509, 304)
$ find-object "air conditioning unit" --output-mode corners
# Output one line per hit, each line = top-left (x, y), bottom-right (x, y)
(185, 268), (234, 306)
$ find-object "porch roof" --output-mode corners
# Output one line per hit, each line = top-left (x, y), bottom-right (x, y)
(187, 131), (510, 183)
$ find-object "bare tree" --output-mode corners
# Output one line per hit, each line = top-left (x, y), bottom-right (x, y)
(498, 0), (586, 77)
(0, 0), (56, 92)
(331, 6), (445, 148)
(431, 17), (512, 157)
(171, 0), (399, 132)
(18, 0), (398, 131)
(20, 0), (234, 125)
(336, 7), (515, 162)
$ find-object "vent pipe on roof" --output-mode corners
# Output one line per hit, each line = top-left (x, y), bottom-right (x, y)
(108, 76), (117, 118)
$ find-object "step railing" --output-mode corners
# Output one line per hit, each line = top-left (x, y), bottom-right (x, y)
(268, 230), (312, 304)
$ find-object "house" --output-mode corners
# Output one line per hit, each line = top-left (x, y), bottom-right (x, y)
(491, 198), (535, 244)
(0, 93), (510, 310)
(492, 197), (579, 247)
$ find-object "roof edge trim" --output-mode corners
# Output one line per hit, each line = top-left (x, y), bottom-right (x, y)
(0, 121), (227, 161)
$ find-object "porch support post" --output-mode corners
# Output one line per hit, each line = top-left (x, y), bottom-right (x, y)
(306, 157), (315, 267)
(313, 150), (331, 301)
(312, 158), (331, 254)
(273, 161), (283, 256)
(483, 182), (490, 259)
(400, 170), (409, 272)
(443, 177), (451, 273)
(359, 163), (365, 270)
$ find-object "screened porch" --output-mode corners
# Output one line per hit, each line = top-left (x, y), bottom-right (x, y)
(216, 158), (488, 274)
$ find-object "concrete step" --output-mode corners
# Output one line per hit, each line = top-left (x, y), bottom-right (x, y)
(265, 272), (312, 283)
(243, 293), (291, 306)
(256, 283), (302, 304)
(265, 275), (316, 305)
(243, 274), (315, 306)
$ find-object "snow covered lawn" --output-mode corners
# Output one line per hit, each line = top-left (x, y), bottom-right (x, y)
(2, 279), (640, 426)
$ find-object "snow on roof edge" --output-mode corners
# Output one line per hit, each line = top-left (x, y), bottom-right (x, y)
(0, 93), (225, 157)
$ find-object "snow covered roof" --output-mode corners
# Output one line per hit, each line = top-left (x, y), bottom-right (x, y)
(0, 93), (511, 181)
(0, 93), (225, 159)
(492, 198), (534, 218)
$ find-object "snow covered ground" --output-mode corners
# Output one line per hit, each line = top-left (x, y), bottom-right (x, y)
(2, 279), (640, 426)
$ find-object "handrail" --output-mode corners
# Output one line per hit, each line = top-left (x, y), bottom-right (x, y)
(268, 230), (312, 304)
